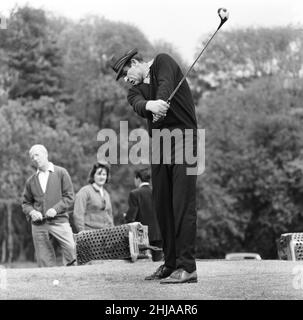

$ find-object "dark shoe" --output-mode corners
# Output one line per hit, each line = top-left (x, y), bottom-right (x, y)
(145, 264), (174, 280)
(160, 268), (197, 284)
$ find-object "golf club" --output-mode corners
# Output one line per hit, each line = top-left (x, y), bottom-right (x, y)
(153, 8), (229, 123)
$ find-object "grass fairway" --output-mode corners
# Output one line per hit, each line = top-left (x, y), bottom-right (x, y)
(0, 259), (303, 300)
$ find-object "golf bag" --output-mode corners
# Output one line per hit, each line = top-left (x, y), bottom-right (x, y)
(277, 233), (303, 261)
(74, 222), (156, 265)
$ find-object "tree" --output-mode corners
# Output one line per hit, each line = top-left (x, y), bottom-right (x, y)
(189, 26), (303, 103)
(57, 16), (154, 129)
(195, 75), (303, 258)
(0, 6), (65, 100)
(153, 39), (187, 72)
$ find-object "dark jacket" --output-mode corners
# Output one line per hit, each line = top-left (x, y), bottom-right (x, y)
(22, 165), (74, 224)
(125, 184), (161, 242)
(127, 53), (197, 137)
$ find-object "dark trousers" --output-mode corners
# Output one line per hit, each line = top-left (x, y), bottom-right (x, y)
(150, 239), (163, 262)
(151, 163), (197, 273)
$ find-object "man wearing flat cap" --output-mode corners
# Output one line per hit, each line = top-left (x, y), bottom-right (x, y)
(111, 49), (198, 284)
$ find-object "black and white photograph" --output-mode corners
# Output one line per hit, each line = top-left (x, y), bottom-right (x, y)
(0, 0), (303, 305)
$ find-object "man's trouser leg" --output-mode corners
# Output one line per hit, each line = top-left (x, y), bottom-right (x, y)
(48, 222), (76, 266)
(31, 223), (56, 267)
(150, 240), (164, 262)
(151, 163), (176, 270)
(172, 164), (197, 273)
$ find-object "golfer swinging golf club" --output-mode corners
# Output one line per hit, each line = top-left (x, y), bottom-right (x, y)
(110, 9), (228, 284)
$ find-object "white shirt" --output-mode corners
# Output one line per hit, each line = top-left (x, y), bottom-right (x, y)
(143, 60), (154, 84)
(139, 182), (150, 188)
(36, 162), (54, 193)
(92, 182), (104, 197)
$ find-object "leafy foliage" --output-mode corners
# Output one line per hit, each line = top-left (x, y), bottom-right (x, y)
(0, 7), (65, 100)
(196, 76), (303, 258)
(189, 27), (303, 103)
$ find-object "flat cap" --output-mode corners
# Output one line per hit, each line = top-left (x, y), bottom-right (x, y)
(110, 48), (138, 80)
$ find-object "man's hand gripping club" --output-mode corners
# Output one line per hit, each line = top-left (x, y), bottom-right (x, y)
(146, 100), (169, 122)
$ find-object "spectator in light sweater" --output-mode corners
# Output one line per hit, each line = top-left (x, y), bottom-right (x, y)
(73, 161), (114, 233)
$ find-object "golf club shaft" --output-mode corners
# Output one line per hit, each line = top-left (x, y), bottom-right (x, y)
(153, 18), (227, 123)
(167, 23), (224, 104)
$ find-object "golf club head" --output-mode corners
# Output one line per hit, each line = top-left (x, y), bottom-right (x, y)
(217, 8), (229, 29)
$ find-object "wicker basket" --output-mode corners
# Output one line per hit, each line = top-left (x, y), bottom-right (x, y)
(74, 222), (150, 265)
(277, 233), (303, 261)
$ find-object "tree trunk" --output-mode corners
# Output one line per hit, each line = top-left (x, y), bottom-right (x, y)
(7, 203), (13, 264)
(1, 239), (6, 264)
(1, 207), (6, 263)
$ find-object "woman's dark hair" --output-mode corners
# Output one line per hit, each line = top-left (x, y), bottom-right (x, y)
(88, 162), (110, 184)
(134, 168), (150, 182)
